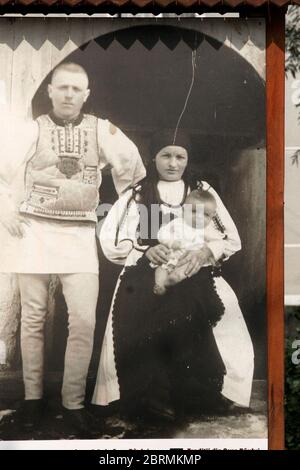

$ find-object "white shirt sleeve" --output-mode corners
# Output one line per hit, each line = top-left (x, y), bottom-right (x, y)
(202, 181), (242, 262)
(99, 189), (140, 265)
(97, 119), (146, 195)
(0, 117), (38, 217)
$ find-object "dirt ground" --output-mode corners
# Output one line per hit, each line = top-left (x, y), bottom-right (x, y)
(0, 376), (267, 442)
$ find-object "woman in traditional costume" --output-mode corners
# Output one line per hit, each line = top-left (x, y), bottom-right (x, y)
(92, 136), (254, 419)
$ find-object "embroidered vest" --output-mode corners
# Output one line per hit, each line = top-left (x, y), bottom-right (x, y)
(20, 114), (101, 222)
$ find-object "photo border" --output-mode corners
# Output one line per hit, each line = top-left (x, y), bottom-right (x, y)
(0, 3), (287, 451)
(266, 6), (285, 451)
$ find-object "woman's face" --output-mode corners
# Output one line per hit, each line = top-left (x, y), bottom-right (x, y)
(155, 145), (188, 182)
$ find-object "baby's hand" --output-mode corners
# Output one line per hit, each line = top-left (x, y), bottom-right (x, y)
(171, 240), (182, 250)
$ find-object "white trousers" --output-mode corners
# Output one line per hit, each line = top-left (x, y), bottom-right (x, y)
(18, 273), (99, 410)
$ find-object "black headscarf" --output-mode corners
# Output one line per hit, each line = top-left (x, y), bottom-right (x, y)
(137, 129), (199, 209)
(150, 128), (192, 159)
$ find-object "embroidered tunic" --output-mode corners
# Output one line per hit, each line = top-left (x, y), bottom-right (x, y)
(20, 114), (101, 222)
(0, 114), (145, 273)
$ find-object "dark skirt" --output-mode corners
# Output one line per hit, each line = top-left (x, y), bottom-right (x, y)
(112, 256), (226, 414)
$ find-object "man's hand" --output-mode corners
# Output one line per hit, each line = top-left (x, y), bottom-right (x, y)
(145, 244), (170, 265)
(1, 214), (31, 238)
(176, 245), (214, 278)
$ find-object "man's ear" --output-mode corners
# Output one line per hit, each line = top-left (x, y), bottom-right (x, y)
(84, 89), (90, 103)
(48, 84), (53, 99)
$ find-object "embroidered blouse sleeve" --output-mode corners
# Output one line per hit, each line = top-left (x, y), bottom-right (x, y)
(99, 189), (140, 265)
(203, 182), (242, 262)
(97, 119), (146, 195)
(0, 118), (38, 217)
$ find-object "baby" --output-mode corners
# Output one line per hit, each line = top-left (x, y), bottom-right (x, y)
(153, 189), (221, 295)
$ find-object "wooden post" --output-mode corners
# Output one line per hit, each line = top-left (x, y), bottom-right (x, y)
(266, 5), (286, 450)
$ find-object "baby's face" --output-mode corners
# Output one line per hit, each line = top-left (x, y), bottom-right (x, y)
(203, 200), (216, 227)
(183, 198), (216, 228)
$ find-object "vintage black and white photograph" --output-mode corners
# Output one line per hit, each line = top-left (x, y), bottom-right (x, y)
(0, 16), (267, 448)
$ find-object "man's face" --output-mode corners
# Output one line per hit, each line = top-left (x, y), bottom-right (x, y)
(48, 70), (90, 120)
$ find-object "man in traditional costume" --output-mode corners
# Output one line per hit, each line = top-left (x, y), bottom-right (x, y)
(0, 62), (145, 436)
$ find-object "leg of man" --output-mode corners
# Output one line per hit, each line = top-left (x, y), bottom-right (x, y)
(18, 274), (50, 400)
(60, 273), (99, 410)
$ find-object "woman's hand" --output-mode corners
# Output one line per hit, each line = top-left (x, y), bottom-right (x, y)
(176, 245), (214, 278)
(145, 244), (170, 265)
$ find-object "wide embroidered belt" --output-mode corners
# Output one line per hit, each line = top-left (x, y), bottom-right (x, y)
(20, 183), (98, 222)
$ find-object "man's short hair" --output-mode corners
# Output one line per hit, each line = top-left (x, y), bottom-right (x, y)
(51, 62), (89, 86)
